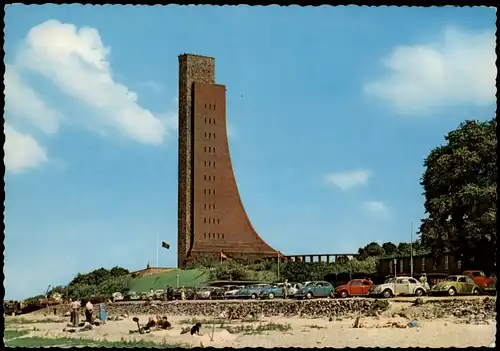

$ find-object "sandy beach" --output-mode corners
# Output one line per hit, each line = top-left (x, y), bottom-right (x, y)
(6, 311), (496, 348)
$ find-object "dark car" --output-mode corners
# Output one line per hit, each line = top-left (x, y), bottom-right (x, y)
(172, 287), (196, 300)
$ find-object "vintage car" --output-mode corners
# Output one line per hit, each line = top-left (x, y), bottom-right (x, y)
(463, 270), (497, 290)
(334, 279), (373, 298)
(234, 284), (271, 299)
(153, 289), (165, 300)
(196, 286), (218, 300)
(429, 275), (482, 296)
(259, 283), (302, 299)
(172, 287), (197, 300)
(124, 291), (140, 301)
(369, 277), (427, 298)
(111, 292), (124, 301)
(140, 291), (154, 300)
(294, 281), (335, 299)
(223, 285), (245, 299)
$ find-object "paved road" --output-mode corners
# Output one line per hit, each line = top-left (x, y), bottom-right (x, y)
(115, 295), (494, 305)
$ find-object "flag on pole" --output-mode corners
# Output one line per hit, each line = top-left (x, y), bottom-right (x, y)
(220, 250), (232, 261)
(161, 242), (170, 249)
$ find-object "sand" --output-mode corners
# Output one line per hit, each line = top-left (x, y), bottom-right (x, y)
(5, 312), (496, 348)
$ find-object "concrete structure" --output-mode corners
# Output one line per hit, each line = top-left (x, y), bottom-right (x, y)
(379, 253), (463, 278)
(177, 54), (280, 268)
(280, 254), (357, 264)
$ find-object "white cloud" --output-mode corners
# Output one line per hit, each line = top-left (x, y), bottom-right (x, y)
(16, 19), (167, 145)
(364, 27), (496, 115)
(363, 201), (390, 219)
(4, 124), (48, 173)
(4, 64), (61, 135)
(138, 80), (166, 94)
(323, 170), (371, 191)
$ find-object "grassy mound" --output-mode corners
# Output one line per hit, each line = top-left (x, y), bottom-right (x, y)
(127, 269), (209, 293)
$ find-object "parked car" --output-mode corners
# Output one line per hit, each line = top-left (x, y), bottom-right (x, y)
(369, 277), (427, 298)
(223, 285), (245, 299)
(259, 283), (302, 299)
(463, 270), (497, 290)
(153, 289), (165, 300)
(429, 275), (482, 296)
(124, 291), (140, 301)
(294, 281), (335, 299)
(196, 287), (218, 300)
(172, 287), (196, 300)
(140, 291), (154, 300)
(112, 292), (124, 301)
(334, 279), (373, 298)
(234, 284), (271, 299)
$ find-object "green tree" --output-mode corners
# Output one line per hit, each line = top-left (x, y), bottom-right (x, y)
(419, 118), (497, 273)
(382, 242), (398, 256)
(358, 242), (385, 260)
(282, 261), (311, 282)
(397, 242), (411, 256)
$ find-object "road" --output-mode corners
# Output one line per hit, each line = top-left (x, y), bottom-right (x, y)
(115, 295), (494, 305)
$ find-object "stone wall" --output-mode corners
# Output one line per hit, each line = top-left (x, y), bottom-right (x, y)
(44, 297), (496, 321)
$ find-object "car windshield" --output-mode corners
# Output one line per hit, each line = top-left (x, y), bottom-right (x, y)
(385, 278), (397, 283)
(445, 276), (458, 281)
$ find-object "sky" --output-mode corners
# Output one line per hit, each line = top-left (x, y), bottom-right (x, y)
(3, 5), (496, 300)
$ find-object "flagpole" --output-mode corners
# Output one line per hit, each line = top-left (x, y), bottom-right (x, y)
(156, 231), (160, 268)
(410, 222), (413, 277)
(277, 252), (280, 282)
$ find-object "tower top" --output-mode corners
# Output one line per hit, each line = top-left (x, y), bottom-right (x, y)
(179, 53), (215, 60)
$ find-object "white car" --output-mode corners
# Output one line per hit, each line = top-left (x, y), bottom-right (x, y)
(112, 292), (124, 301)
(223, 285), (244, 298)
(369, 277), (428, 298)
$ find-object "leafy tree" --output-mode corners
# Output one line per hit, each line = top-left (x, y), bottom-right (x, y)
(109, 267), (129, 277)
(419, 118), (497, 272)
(358, 242), (385, 260)
(382, 242), (398, 256)
(397, 242), (411, 257)
(282, 261), (311, 282)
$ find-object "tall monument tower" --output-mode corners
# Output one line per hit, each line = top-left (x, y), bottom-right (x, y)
(177, 54), (280, 268)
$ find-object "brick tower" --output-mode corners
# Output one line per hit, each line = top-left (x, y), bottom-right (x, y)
(177, 54), (280, 268)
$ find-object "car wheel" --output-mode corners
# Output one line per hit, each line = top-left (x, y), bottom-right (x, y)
(268, 293), (275, 299)
(329, 291), (335, 298)
(472, 288), (480, 295)
(251, 294), (257, 299)
(447, 287), (456, 296)
(415, 288), (424, 297)
(306, 292), (313, 299)
(340, 290), (348, 298)
(382, 289), (393, 298)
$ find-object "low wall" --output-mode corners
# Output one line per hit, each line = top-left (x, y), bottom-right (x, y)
(43, 297), (496, 320)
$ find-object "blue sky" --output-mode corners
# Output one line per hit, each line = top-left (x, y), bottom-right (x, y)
(4, 5), (496, 300)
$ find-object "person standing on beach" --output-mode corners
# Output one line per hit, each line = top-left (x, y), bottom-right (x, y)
(69, 299), (80, 327)
(99, 303), (107, 324)
(85, 300), (94, 323)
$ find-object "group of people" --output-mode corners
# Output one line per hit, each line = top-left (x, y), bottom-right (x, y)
(68, 299), (107, 327)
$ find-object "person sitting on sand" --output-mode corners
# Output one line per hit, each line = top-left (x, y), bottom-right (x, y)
(156, 315), (172, 330)
(190, 323), (202, 335)
(145, 316), (156, 330)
